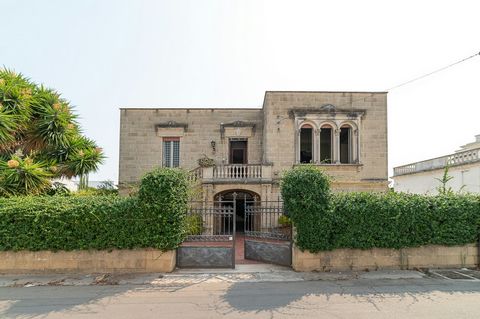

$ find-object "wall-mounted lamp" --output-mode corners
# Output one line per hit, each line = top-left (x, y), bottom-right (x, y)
(210, 140), (216, 153)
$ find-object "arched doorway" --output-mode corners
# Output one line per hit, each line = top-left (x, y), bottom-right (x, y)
(214, 190), (260, 234)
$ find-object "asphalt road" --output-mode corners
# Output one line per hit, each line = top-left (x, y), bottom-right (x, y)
(1, 277), (480, 318)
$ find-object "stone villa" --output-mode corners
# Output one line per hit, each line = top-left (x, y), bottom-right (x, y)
(119, 91), (388, 200)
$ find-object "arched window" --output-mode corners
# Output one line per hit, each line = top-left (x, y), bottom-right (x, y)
(319, 125), (333, 164)
(300, 124), (313, 163)
(340, 125), (352, 163)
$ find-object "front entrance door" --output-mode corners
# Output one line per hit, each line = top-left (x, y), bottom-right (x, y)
(229, 140), (248, 164)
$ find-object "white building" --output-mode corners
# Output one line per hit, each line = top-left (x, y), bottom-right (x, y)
(392, 135), (480, 194)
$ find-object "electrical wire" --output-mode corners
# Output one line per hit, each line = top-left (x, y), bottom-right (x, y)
(334, 51), (480, 109)
(386, 51), (480, 91)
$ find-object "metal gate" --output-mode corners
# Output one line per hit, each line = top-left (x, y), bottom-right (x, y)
(244, 199), (292, 266)
(177, 199), (236, 268)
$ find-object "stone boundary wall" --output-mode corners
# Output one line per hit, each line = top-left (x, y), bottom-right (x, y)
(0, 249), (176, 274)
(293, 244), (478, 272)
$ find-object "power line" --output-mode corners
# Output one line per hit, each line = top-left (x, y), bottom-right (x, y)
(385, 51), (480, 91)
(334, 50), (480, 110)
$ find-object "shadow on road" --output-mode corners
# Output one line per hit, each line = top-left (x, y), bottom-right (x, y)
(0, 275), (208, 319)
(1, 285), (134, 318)
(3, 277), (480, 318)
(222, 279), (480, 314)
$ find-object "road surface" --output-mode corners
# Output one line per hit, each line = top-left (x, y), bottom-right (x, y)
(1, 275), (480, 318)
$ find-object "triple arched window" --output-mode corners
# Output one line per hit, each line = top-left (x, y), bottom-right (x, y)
(297, 121), (359, 164)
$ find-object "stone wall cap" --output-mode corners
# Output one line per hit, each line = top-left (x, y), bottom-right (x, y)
(265, 90), (388, 94)
(119, 107), (262, 110)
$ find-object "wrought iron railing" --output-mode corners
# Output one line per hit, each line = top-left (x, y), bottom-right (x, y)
(244, 200), (291, 240)
(185, 200), (235, 242)
(393, 148), (480, 176)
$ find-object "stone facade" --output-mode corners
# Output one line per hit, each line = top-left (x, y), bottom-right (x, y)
(119, 91), (389, 198)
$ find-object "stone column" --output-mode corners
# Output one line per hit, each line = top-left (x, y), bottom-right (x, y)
(315, 129), (321, 164)
(334, 129), (340, 164)
(353, 129), (359, 163)
(294, 128), (300, 164)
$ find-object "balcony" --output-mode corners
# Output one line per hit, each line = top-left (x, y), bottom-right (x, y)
(393, 148), (480, 176)
(190, 164), (273, 184)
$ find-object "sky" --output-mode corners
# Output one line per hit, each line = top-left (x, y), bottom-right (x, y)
(1, 0), (479, 182)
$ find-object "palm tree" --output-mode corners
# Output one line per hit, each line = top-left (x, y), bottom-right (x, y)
(0, 68), (104, 196)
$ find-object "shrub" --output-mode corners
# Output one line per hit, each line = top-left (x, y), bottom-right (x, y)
(137, 168), (190, 248)
(0, 167), (190, 251)
(281, 166), (480, 253)
(46, 182), (71, 196)
(185, 214), (204, 235)
(281, 166), (333, 251)
(278, 215), (292, 226)
(330, 192), (480, 251)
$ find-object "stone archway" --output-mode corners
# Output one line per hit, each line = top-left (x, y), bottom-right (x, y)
(214, 190), (260, 234)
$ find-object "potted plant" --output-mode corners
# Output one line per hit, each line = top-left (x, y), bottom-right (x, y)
(277, 215), (292, 239)
(198, 155), (215, 168)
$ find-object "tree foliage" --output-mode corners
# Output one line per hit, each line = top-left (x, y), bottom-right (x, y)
(0, 69), (104, 195)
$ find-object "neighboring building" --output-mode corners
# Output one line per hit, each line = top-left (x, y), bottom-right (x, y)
(52, 179), (116, 192)
(392, 135), (480, 194)
(119, 91), (388, 200)
(52, 178), (79, 192)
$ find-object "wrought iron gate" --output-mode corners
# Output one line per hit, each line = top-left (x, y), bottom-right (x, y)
(244, 199), (292, 266)
(177, 199), (236, 268)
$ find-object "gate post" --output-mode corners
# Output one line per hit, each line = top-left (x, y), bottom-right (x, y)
(232, 192), (237, 269)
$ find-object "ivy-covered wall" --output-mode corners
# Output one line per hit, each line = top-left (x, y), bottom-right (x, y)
(282, 166), (480, 253)
(0, 168), (189, 251)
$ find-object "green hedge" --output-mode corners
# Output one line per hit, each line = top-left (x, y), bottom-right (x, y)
(282, 166), (480, 253)
(331, 192), (480, 250)
(281, 165), (333, 251)
(0, 168), (190, 251)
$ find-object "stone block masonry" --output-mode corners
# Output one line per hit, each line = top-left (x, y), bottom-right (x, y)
(119, 91), (389, 200)
(292, 244), (478, 272)
(0, 249), (176, 274)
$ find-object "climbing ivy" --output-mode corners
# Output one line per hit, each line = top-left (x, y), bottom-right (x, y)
(0, 168), (190, 251)
(281, 166), (480, 253)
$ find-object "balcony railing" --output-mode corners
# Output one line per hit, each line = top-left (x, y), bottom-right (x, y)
(393, 147), (480, 176)
(190, 164), (272, 183)
(214, 164), (264, 179)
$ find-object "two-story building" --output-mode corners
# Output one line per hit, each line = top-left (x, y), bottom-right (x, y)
(119, 91), (389, 201)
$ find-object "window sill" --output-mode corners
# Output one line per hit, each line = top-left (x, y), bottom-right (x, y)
(294, 163), (363, 166)
(294, 163), (363, 172)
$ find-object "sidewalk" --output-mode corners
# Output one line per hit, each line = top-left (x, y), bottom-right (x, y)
(0, 264), (427, 288)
